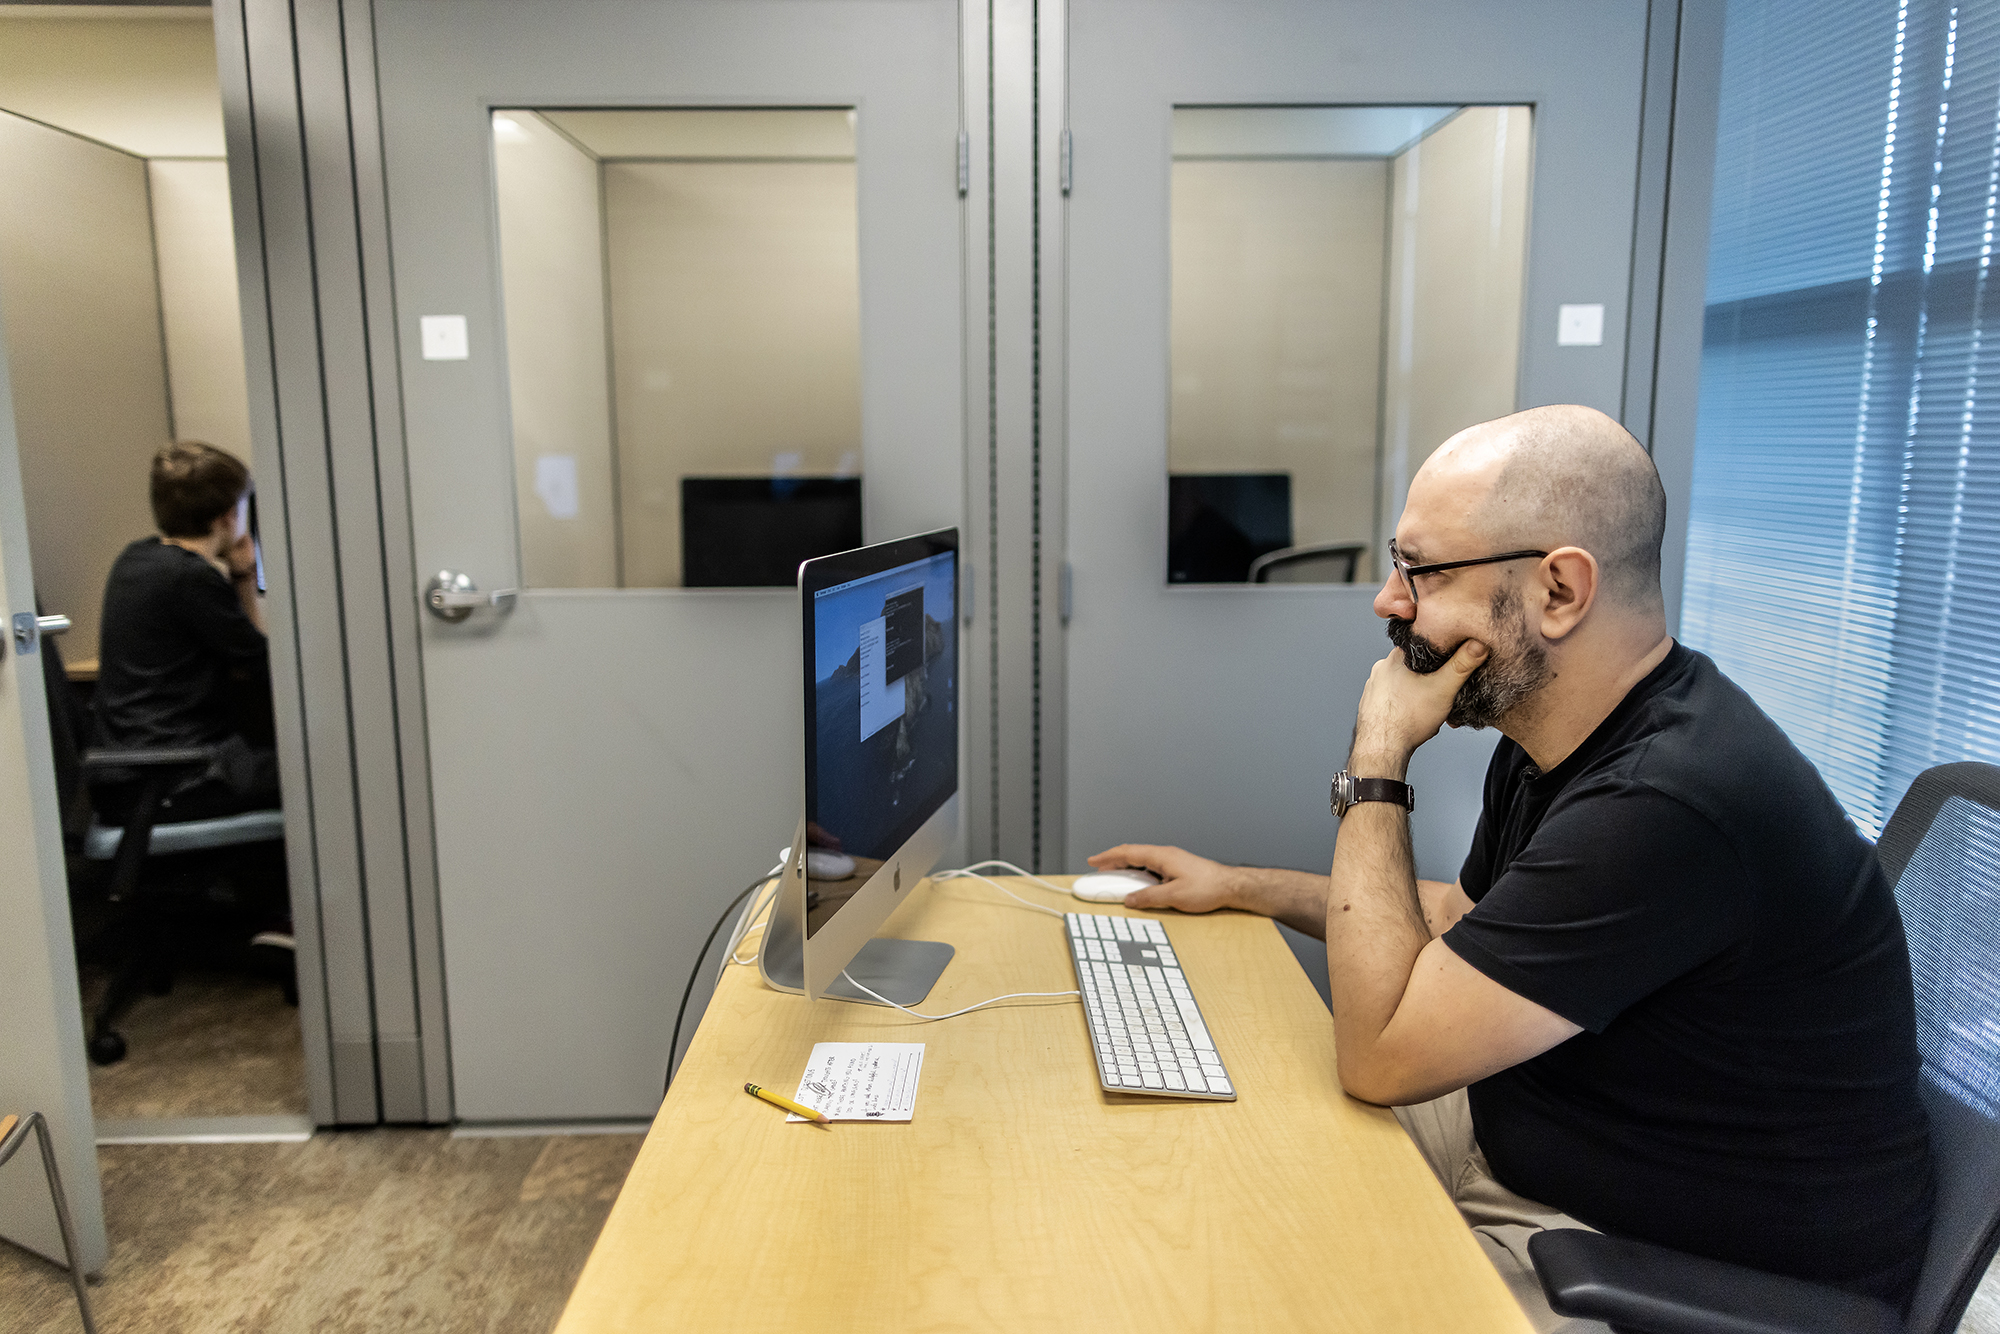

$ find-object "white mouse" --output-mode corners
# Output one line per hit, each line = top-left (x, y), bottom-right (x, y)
(804, 849), (856, 880)
(1071, 868), (1161, 902)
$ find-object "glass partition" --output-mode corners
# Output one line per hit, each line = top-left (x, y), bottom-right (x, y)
(1169, 105), (1531, 584)
(492, 107), (861, 588)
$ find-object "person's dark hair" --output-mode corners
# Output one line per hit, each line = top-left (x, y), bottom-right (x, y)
(151, 440), (249, 538)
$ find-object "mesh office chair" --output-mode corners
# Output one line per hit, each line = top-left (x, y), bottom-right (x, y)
(1247, 541), (1366, 584)
(38, 632), (287, 1065)
(1529, 761), (2000, 1334)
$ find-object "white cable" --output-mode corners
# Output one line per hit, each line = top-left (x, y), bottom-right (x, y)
(839, 969), (1079, 1021)
(720, 866), (783, 979)
(935, 859), (1073, 895)
(929, 861), (1071, 918)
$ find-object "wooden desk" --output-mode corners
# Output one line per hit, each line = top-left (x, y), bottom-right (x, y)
(555, 876), (1533, 1334)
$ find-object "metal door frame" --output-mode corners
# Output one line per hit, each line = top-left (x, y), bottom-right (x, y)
(216, 0), (449, 1125)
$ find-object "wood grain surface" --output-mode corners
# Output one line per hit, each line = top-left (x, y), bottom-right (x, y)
(554, 874), (1533, 1334)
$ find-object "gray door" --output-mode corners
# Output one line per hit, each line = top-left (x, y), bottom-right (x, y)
(1061, 0), (1659, 880)
(0, 293), (105, 1270)
(371, 1), (966, 1120)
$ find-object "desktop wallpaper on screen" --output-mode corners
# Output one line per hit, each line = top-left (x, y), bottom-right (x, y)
(808, 551), (957, 868)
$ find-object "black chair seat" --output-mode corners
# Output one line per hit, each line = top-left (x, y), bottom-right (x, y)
(1529, 1229), (1903, 1334)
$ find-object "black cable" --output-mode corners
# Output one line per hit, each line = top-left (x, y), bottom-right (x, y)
(664, 874), (771, 1095)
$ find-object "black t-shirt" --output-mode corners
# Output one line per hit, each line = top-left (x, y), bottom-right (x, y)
(1442, 643), (1933, 1306)
(96, 537), (269, 751)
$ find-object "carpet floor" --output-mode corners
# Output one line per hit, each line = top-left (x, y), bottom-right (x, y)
(80, 966), (307, 1120)
(0, 1129), (641, 1333)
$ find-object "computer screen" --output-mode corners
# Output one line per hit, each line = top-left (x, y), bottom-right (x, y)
(804, 539), (957, 935)
(1167, 472), (1292, 583)
(760, 528), (959, 1005)
(681, 476), (864, 587)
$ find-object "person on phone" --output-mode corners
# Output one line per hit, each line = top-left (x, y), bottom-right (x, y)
(96, 440), (278, 826)
(1092, 405), (1932, 1330)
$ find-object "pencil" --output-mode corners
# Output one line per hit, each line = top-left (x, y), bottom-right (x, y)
(745, 1081), (830, 1123)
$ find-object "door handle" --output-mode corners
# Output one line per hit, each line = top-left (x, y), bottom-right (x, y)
(424, 571), (518, 623)
(8, 611), (69, 656)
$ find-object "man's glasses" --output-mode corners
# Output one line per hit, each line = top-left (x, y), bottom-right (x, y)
(1387, 539), (1548, 608)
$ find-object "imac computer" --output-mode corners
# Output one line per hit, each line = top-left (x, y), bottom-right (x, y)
(759, 527), (959, 1005)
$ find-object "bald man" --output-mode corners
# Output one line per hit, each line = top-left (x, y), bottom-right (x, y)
(1093, 406), (1933, 1330)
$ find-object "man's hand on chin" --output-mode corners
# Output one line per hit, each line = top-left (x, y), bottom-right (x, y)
(1352, 639), (1489, 773)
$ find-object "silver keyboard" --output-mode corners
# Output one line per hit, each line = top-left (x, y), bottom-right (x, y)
(1064, 912), (1236, 1100)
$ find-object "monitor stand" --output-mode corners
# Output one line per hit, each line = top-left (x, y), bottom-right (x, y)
(758, 824), (953, 1007)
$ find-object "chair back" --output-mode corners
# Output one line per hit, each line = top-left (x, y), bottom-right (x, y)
(1248, 541), (1365, 584)
(1875, 761), (2000, 1334)
(35, 619), (94, 842)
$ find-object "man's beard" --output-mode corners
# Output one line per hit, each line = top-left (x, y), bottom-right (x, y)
(1385, 588), (1551, 730)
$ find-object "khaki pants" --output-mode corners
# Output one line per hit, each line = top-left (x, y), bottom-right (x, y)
(1394, 1090), (1613, 1334)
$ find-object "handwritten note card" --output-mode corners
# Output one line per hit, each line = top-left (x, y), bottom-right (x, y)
(789, 1042), (925, 1122)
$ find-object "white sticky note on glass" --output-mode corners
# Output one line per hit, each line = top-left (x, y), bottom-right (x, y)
(420, 314), (469, 360)
(1556, 303), (1605, 347)
(534, 454), (579, 519)
(789, 1042), (925, 1122)
(858, 616), (905, 741)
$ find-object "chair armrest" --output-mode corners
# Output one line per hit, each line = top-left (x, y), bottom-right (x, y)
(1528, 1229), (1903, 1334)
(81, 746), (216, 773)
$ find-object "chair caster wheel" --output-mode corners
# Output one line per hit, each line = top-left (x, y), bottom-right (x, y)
(88, 1031), (127, 1065)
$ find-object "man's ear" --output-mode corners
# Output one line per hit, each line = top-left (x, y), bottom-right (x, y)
(1538, 547), (1597, 641)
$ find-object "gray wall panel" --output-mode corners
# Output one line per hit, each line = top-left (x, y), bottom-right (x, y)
(219, 0), (467, 1125)
(342, 0), (454, 1124)
(217, 0), (338, 1126)
(295, 0), (427, 1122)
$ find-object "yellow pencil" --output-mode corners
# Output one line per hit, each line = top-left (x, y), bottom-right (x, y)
(745, 1081), (830, 1124)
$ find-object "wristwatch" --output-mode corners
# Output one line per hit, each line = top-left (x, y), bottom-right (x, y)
(1330, 769), (1416, 818)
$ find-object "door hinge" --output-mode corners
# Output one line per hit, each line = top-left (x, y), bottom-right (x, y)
(1059, 562), (1073, 625)
(1059, 129), (1073, 196)
(957, 130), (970, 197)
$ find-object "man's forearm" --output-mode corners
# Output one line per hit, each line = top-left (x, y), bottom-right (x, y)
(1230, 866), (1333, 939)
(1325, 751), (1430, 1081)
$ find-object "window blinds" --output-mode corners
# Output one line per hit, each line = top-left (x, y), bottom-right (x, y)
(1684, 0), (2000, 836)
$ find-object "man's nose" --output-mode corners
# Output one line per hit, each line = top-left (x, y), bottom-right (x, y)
(1374, 571), (1412, 620)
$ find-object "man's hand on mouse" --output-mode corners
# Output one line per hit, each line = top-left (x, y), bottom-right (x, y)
(1350, 639), (1489, 775)
(1087, 843), (1242, 914)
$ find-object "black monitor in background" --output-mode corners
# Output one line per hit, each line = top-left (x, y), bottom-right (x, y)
(1168, 472), (1292, 583)
(680, 476), (864, 587)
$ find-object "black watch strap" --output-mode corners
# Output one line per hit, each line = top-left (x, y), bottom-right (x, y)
(1331, 770), (1416, 818)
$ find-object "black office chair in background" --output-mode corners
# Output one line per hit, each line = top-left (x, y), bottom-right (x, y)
(1247, 541), (1366, 584)
(37, 627), (288, 1065)
(1530, 760), (2000, 1334)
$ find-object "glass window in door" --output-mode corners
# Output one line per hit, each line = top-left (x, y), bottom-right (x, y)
(492, 107), (861, 588)
(1169, 105), (1531, 585)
